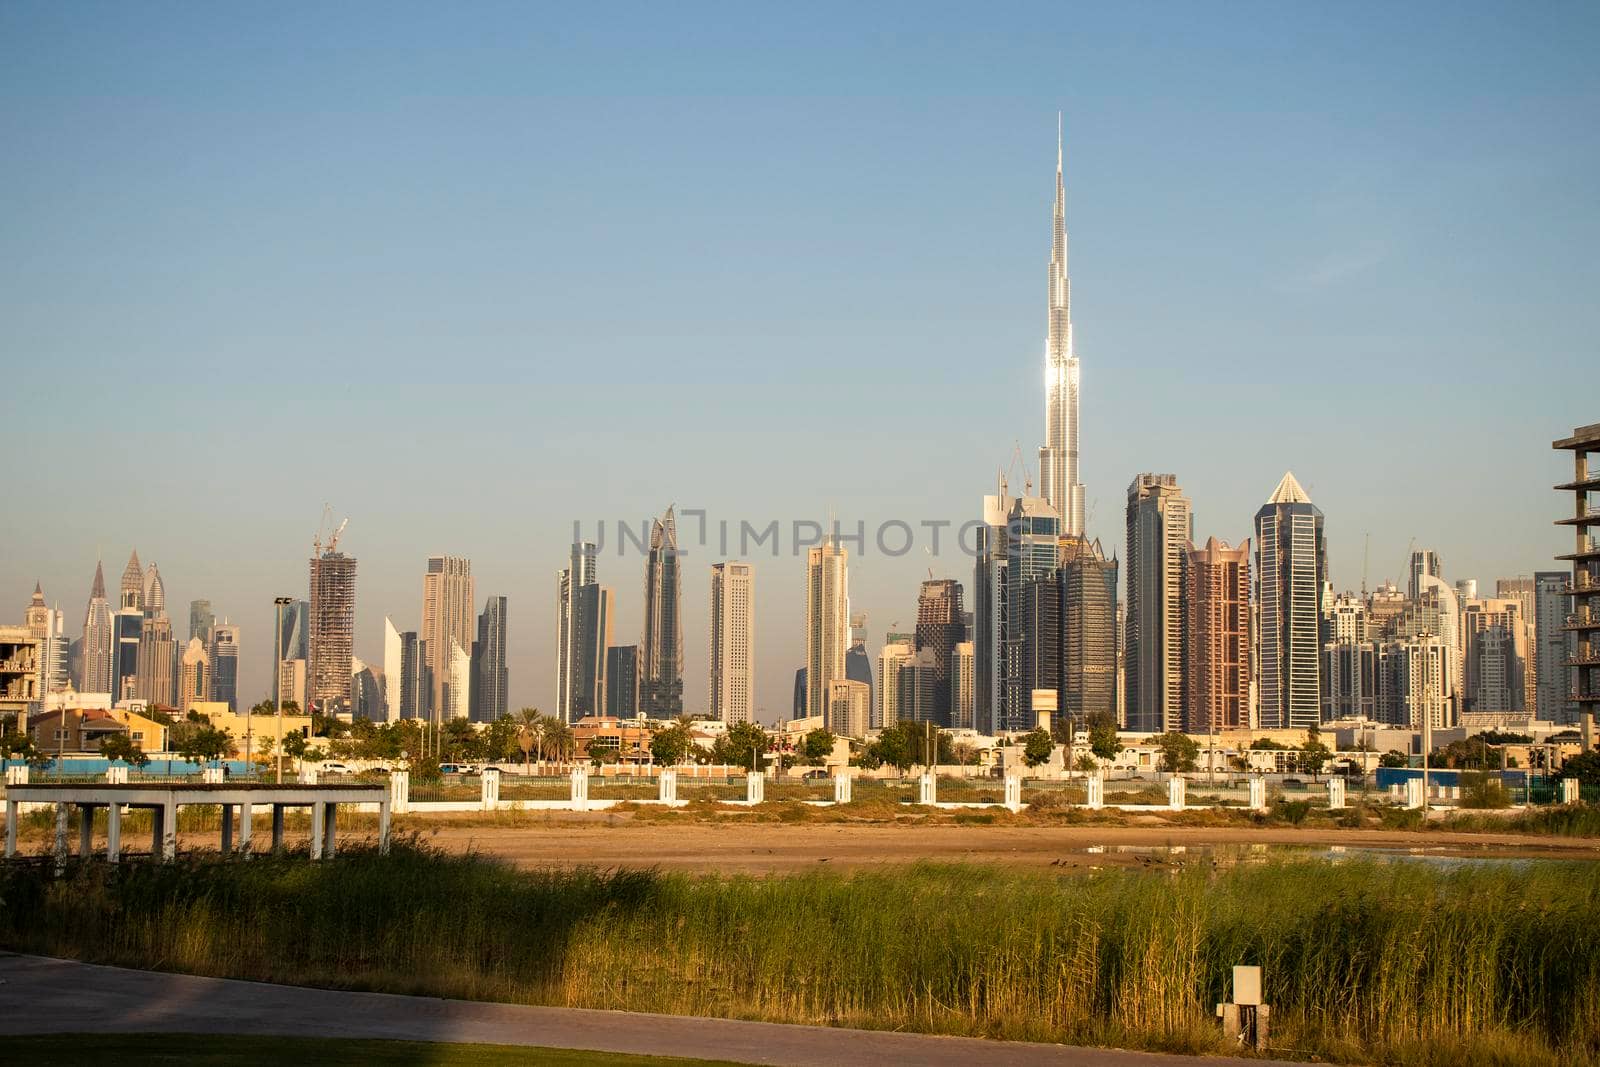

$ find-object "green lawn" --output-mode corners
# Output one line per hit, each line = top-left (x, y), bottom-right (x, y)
(7, 1034), (742, 1067)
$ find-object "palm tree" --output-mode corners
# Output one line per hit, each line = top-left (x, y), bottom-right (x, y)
(516, 707), (544, 774)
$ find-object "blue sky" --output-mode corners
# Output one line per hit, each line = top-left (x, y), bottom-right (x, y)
(3, 2), (1596, 720)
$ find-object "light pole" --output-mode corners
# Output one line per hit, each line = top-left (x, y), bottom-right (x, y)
(274, 597), (293, 785)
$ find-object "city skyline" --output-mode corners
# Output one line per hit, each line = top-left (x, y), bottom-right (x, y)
(3, 6), (1597, 722)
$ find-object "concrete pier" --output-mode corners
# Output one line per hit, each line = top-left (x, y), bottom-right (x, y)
(4, 782), (388, 863)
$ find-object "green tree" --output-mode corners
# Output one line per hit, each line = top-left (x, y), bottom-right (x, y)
(515, 708), (544, 773)
(651, 721), (694, 765)
(98, 732), (149, 769)
(281, 730), (309, 763)
(1086, 712), (1122, 762)
(1152, 731), (1200, 774)
(1299, 724), (1331, 781)
(0, 728), (38, 765)
(1021, 728), (1054, 768)
(177, 725), (235, 768)
(1379, 749), (1410, 768)
(1562, 750), (1600, 788)
(800, 728), (836, 766)
(1251, 737), (1289, 751)
(1074, 751), (1099, 776)
(713, 721), (770, 771)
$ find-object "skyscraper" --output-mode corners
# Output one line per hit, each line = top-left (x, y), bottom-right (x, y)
(383, 617), (403, 722)
(208, 622), (239, 710)
(914, 578), (966, 724)
(1378, 633), (1449, 729)
(605, 645), (639, 718)
(189, 599), (214, 645)
(1000, 496), (1061, 733)
(1255, 472), (1326, 730)
(119, 550), (143, 612)
(1553, 423), (1599, 737)
(973, 488), (1014, 735)
(179, 637), (208, 708)
(951, 640), (976, 729)
(1184, 537), (1250, 733)
(875, 638), (914, 728)
(1058, 536), (1119, 726)
(393, 627), (425, 720)
(445, 640), (472, 721)
(1038, 116), (1085, 536)
(571, 583), (612, 720)
(1462, 598), (1528, 713)
(1322, 593), (1377, 721)
(422, 556), (475, 724)
(472, 595), (509, 723)
(640, 507), (684, 718)
(827, 678), (871, 739)
(279, 600), (310, 662)
(709, 562), (755, 726)
(79, 560), (114, 696)
(1534, 570), (1573, 723)
(308, 548), (357, 716)
(804, 536), (850, 720)
(135, 614), (176, 708)
(1408, 549), (1443, 601)
(1125, 474), (1192, 733)
(556, 542), (597, 720)
(143, 563), (165, 616)
(24, 584), (67, 697)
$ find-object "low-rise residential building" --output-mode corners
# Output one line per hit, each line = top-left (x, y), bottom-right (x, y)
(26, 707), (169, 755)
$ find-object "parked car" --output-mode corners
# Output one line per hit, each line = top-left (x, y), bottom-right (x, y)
(320, 762), (351, 774)
(1281, 777), (1306, 790)
(439, 763), (478, 775)
(801, 768), (829, 780)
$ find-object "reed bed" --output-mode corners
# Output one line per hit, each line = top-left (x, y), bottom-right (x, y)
(1, 845), (1595, 1065)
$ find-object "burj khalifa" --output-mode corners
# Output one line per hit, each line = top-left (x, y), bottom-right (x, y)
(1038, 115), (1084, 536)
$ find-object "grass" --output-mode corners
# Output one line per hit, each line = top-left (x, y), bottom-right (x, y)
(5, 1034), (739, 1066)
(2, 844), (1597, 1066)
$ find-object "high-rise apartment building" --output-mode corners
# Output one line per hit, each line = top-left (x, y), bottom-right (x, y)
(555, 542), (597, 720)
(143, 563), (165, 616)
(1462, 598), (1528, 713)
(973, 489), (1014, 735)
(179, 637), (208, 708)
(913, 578), (965, 724)
(1554, 423), (1600, 735)
(308, 548), (357, 716)
(1322, 593), (1376, 721)
(1408, 549), (1443, 601)
(709, 562), (755, 726)
(189, 600), (214, 645)
(1038, 118), (1085, 536)
(1254, 472), (1326, 730)
(571, 583), (612, 721)
(827, 678), (871, 739)
(422, 556), (475, 724)
(208, 622), (239, 710)
(1495, 577), (1539, 712)
(1125, 474), (1192, 733)
(805, 536), (850, 720)
(1057, 536), (1119, 727)
(605, 645), (639, 718)
(1534, 570), (1574, 723)
(352, 657), (384, 722)
(1184, 537), (1250, 733)
(79, 560), (114, 696)
(951, 640), (976, 729)
(1002, 496), (1060, 733)
(875, 638), (913, 729)
(135, 614), (177, 708)
(383, 617), (404, 723)
(640, 507), (684, 718)
(471, 595), (509, 723)
(1378, 633), (1450, 729)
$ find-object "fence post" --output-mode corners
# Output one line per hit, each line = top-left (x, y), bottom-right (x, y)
(1328, 778), (1346, 810)
(1004, 772), (1023, 812)
(746, 770), (765, 804)
(1249, 776), (1267, 811)
(1087, 771), (1104, 809)
(299, 767), (318, 786)
(833, 771), (852, 805)
(918, 770), (936, 806)
(105, 765), (129, 785)
(4, 765), (27, 786)
(1169, 776), (1187, 811)
(659, 768), (677, 804)
(480, 768), (501, 810)
(202, 766), (224, 784)
(570, 766), (589, 812)
(390, 769), (410, 815)
(1560, 777), (1580, 804)
(1404, 777), (1425, 810)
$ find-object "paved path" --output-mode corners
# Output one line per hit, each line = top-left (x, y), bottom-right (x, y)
(0, 953), (1290, 1066)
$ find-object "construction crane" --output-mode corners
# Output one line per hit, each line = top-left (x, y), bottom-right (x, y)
(313, 505), (350, 557)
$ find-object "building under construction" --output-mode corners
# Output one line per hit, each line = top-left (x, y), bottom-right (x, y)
(1554, 423), (1600, 745)
(308, 517), (356, 717)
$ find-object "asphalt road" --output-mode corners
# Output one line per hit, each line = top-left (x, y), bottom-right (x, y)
(0, 953), (1294, 1066)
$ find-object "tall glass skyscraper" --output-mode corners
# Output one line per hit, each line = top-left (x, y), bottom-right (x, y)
(1255, 472), (1326, 730)
(640, 507), (683, 718)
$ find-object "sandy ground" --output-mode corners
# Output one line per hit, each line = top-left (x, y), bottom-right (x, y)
(17, 812), (1600, 872)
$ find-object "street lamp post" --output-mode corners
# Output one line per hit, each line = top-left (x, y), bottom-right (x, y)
(274, 597), (293, 785)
